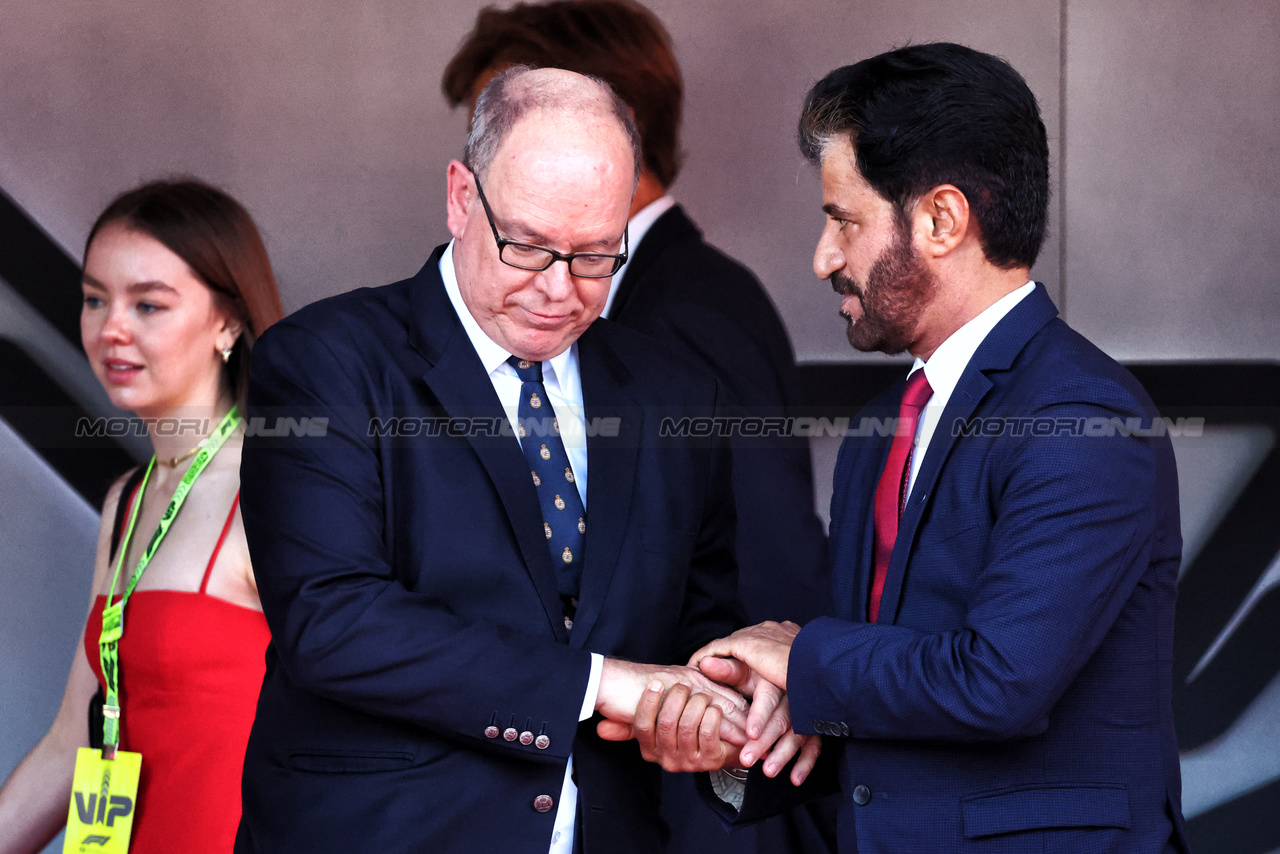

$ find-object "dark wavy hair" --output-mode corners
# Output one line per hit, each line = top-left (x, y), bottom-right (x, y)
(799, 43), (1050, 270)
(86, 178), (285, 405)
(443, 0), (683, 188)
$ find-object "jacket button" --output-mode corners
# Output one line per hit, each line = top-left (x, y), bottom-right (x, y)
(503, 728), (519, 741)
(535, 735), (551, 750)
(484, 725), (499, 739)
(533, 794), (555, 813)
(812, 719), (825, 734)
(839, 722), (850, 737)
(852, 784), (871, 806)
(519, 731), (534, 746)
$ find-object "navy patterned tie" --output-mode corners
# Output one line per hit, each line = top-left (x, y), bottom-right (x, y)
(507, 356), (585, 622)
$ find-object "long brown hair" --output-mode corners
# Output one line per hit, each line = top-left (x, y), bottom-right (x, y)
(86, 178), (285, 406)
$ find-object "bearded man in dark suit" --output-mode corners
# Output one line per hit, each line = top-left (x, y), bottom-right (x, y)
(643, 43), (1193, 854)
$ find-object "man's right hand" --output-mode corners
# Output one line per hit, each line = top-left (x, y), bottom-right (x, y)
(594, 658), (749, 745)
(597, 672), (821, 782)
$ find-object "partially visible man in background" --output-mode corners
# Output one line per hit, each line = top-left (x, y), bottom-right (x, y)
(443, 3), (834, 851)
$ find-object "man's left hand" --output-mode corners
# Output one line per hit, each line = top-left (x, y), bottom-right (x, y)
(689, 620), (801, 693)
(597, 680), (820, 783)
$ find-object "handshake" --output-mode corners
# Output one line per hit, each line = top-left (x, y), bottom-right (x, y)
(593, 621), (818, 786)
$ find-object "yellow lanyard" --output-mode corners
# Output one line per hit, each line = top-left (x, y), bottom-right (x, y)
(96, 406), (241, 756)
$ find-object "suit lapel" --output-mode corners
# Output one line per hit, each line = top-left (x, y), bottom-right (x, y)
(567, 324), (641, 646)
(830, 419), (894, 622)
(877, 284), (1060, 624)
(408, 251), (569, 641)
(607, 206), (699, 320)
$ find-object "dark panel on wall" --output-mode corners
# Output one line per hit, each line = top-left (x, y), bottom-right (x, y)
(0, 188), (83, 345)
(798, 362), (910, 417)
(0, 341), (134, 509)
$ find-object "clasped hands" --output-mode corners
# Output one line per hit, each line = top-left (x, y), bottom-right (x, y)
(594, 621), (817, 785)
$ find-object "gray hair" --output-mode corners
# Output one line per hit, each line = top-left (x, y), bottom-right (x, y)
(463, 65), (642, 187)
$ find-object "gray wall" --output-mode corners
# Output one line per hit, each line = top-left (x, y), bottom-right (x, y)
(5, 2), (1274, 361)
(1064, 0), (1280, 359)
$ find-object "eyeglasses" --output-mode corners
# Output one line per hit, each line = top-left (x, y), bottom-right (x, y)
(472, 174), (628, 279)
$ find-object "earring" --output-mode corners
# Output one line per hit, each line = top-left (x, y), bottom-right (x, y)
(220, 345), (233, 363)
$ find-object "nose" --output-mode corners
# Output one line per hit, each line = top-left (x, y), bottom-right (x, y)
(813, 220), (844, 282)
(100, 304), (132, 345)
(535, 259), (576, 302)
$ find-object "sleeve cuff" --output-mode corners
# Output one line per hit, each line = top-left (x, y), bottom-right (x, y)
(580, 653), (604, 721)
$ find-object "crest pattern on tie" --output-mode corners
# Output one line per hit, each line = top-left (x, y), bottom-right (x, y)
(508, 356), (585, 608)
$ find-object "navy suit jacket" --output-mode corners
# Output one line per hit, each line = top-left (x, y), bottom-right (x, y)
(235, 246), (742, 854)
(609, 205), (828, 625)
(767, 285), (1191, 852)
(611, 208), (837, 853)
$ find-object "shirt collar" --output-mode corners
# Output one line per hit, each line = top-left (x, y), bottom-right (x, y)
(916, 281), (1036, 397)
(603, 195), (677, 318)
(438, 240), (579, 394)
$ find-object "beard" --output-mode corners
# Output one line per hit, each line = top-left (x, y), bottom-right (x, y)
(832, 219), (938, 355)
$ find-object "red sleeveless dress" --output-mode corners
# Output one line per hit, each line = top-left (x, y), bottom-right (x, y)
(84, 489), (270, 853)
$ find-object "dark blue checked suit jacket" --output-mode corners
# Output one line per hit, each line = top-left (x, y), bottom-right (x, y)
(738, 284), (1193, 853)
(235, 245), (741, 854)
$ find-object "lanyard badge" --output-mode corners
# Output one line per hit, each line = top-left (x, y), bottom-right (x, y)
(65, 407), (241, 854)
(63, 748), (141, 854)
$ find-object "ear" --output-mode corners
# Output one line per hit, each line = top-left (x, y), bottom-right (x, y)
(913, 184), (970, 259)
(217, 315), (243, 353)
(445, 160), (476, 241)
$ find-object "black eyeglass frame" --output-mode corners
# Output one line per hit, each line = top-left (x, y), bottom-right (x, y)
(472, 173), (628, 279)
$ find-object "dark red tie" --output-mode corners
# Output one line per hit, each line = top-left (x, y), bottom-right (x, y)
(869, 369), (933, 623)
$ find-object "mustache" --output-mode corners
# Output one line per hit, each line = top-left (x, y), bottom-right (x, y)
(833, 272), (863, 322)
(831, 271), (861, 297)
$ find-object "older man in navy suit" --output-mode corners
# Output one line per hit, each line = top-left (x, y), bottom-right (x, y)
(641, 44), (1193, 853)
(234, 67), (811, 854)
(442, 5), (836, 852)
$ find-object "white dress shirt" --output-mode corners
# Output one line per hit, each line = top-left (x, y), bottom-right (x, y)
(440, 242), (603, 854)
(906, 282), (1036, 497)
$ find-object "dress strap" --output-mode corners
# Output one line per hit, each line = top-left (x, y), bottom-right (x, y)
(200, 492), (241, 595)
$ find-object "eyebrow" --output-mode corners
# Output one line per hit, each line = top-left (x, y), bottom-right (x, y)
(491, 209), (622, 252)
(501, 218), (554, 246)
(822, 203), (853, 219)
(502, 219), (623, 252)
(82, 274), (180, 296)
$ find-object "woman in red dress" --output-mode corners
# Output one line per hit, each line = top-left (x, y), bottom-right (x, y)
(0, 179), (284, 853)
